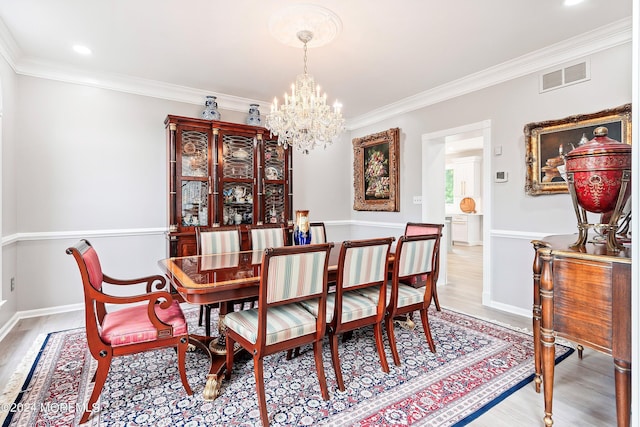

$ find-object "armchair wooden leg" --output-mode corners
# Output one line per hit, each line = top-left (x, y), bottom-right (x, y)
(385, 316), (401, 366)
(329, 333), (345, 392)
(313, 341), (330, 401)
(373, 322), (390, 373)
(80, 355), (111, 424)
(253, 357), (269, 427)
(419, 309), (436, 353)
(431, 286), (441, 311)
(177, 337), (193, 395)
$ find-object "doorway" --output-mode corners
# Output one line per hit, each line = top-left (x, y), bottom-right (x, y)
(421, 120), (492, 305)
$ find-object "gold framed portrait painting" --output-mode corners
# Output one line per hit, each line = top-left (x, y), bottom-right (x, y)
(524, 104), (631, 196)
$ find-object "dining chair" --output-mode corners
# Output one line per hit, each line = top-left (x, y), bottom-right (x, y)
(224, 243), (333, 426)
(247, 223), (287, 250)
(360, 233), (441, 366)
(286, 221), (329, 359)
(66, 239), (192, 424)
(309, 221), (327, 244)
(195, 226), (242, 342)
(403, 222), (444, 311)
(300, 237), (394, 391)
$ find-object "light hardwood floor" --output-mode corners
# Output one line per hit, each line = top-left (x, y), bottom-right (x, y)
(0, 245), (617, 426)
(442, 244), (616, 426)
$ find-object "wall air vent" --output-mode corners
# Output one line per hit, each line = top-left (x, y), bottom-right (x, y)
(539, 59), (590, 93)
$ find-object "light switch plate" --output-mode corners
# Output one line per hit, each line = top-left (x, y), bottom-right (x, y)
(413, 196), (422, 204)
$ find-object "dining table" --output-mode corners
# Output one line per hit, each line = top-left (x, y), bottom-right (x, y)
(158, 243), (395, 401)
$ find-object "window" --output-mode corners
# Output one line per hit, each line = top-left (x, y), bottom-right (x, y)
(445, 168), (454, 205)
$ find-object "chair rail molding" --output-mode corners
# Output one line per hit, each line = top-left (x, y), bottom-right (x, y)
(1, 227), (167, 246)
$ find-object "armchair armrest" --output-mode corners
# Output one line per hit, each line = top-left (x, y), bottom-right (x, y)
(88, 287), (177, 333)
(103, 273), (167, 293)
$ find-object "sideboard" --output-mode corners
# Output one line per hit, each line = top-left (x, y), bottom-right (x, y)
(531, 234), (631, 427)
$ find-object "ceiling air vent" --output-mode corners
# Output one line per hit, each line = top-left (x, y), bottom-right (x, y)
(539, 59), (590, 93)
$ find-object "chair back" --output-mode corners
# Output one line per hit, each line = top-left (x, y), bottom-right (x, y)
(333, 238), (394, 326)
(66, 239), (106, 332)
(395, 234), (440, 279)
(309, 222), (327, 244)
(196, 226), (241, 255)
(248, 223), (287, 250)
(339, 238), (392, 290)
(403, 222), (443, 282)
(261, 244), (332, 306)
(404, 222), (443, 237)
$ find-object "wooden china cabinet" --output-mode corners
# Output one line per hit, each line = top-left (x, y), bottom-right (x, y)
(165, 115), (293, 257)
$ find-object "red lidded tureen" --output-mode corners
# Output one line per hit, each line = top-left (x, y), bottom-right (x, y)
(564, 126), (631, 214)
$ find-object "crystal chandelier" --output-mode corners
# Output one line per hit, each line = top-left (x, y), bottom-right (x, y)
(265, 30), (345, 154)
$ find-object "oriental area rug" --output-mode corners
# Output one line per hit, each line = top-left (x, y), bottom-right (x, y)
(1, 307), (572, 426)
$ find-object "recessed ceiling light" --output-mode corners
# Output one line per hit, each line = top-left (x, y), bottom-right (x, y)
(73, 45), (92, 55)
(564, 0), (584, 6)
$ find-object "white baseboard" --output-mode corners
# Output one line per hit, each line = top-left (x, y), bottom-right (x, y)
(0, 312), (19, 343)
(0, 303), (84, 343)
(484, 299), (532, 319)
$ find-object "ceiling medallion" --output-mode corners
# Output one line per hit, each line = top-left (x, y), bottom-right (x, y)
(268, 4), (343, 48)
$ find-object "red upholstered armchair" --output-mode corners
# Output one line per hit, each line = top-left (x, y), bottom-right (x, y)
(66, 239), (192, 424)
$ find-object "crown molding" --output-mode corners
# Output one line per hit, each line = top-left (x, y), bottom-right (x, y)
(14, 57), (270, 112)
(346, 17), (632, 130)
(0, 17), (631, 124)
(0, 17), (19, 72)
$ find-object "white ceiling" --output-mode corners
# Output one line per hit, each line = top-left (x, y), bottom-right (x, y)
(0, 1), (632, 125)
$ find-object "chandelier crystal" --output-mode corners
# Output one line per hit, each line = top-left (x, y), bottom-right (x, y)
(265, 30), (345, 154)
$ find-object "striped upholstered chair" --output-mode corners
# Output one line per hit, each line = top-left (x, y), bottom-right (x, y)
(247, 223), (287, 250)
(360, 233), (441, 366)
(309, 221), (327, 244)
(66, 239), (192, 424)
(195, 226), (242, 339)
(403, 222), (444, 311)
(301, 237), (394, 391)
(224, 243), (333, 426)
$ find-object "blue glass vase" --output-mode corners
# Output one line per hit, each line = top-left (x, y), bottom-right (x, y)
(293, 210), (312, 245)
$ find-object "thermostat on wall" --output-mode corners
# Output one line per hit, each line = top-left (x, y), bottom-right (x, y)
(495, 171), (508, 182)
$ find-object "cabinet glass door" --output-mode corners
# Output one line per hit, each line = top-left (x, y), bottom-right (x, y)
(181, 181), (208, 226)
(262, 138), (287, 224)
(221, 133), (255, 225)
(180, 130), (209, 226)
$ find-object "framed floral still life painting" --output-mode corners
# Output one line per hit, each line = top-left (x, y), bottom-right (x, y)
(353, 127), (400, 211)
(524, 104), (631, 196)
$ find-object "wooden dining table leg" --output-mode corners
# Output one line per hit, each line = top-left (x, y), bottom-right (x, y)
(185, 335), (224, 400)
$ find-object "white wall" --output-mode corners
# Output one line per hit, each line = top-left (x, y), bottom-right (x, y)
(0, 40), (632, 333)
(0, 71), (359, 326)
(348, 43), (632, 315)
(0, 50), (18, 328)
